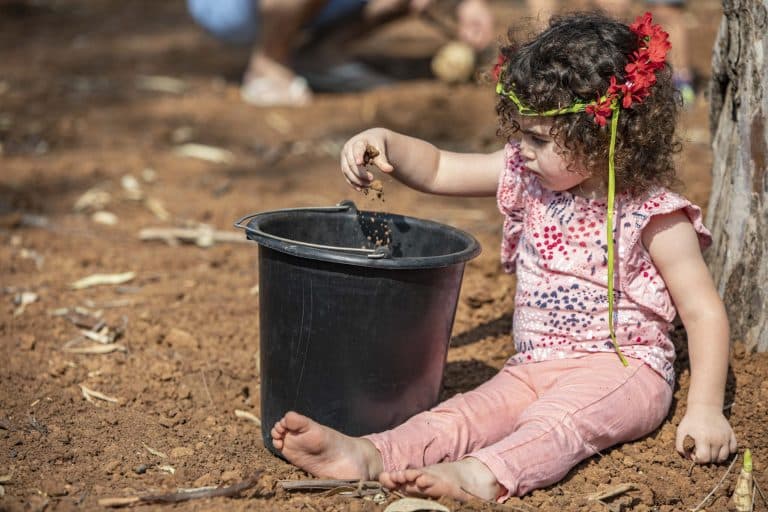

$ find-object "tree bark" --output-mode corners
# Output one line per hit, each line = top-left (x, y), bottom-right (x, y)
(707, 0), (768, 351)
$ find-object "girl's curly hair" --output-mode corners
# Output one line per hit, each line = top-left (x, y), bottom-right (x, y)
(496, 12), (681, 194)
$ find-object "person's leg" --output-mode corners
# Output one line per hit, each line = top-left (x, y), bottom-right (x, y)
(470, 354), (672, 498)
(271, 362), (538, 486)
(239, 0), (328, 105)
(386, 354), (672, 501)
(187, 0), (260, 45)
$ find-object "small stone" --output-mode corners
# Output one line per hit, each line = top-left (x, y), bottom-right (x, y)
(133, 464), (149, 475)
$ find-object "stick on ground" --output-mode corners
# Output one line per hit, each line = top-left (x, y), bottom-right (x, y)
(98, 473), (262, 507)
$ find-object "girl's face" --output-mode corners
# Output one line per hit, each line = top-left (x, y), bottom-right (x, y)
(516, 118), (600, 195)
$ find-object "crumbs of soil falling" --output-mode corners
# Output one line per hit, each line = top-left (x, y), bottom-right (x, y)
(362, 211), (392, 248)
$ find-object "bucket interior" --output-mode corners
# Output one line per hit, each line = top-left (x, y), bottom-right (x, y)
(248, 207), (479, 267)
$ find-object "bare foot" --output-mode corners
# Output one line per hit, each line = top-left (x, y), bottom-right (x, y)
(271, 411), (383, 480)
(379, 457), (500, 502)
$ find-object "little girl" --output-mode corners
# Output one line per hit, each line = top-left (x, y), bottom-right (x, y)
(270, 12), (737, 502)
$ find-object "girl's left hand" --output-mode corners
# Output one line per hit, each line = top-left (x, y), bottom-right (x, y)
(675, 404), (737, 463)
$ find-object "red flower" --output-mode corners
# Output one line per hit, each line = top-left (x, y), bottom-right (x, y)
(607, 75), (622, 97)
(629, 12), (654, 39)
(585, 96), (614, 126)
(646, 30), (671, 63)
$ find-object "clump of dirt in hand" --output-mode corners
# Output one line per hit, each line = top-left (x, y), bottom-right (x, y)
(362, 144), (385, 202)
(363, 144), (379, 165)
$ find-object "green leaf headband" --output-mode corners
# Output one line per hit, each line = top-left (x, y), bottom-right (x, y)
(493, 12), (672, 366)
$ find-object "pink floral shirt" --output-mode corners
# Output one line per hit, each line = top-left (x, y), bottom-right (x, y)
(497, 143), (711, 386)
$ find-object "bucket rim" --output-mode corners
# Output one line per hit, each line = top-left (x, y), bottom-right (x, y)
(234, 202), (482, 269)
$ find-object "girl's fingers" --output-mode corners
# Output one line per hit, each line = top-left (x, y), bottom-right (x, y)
(373, 155), (394, 173)
(353, 139), (369, 166)
(694, 443), (710, 463)
(340, 152), (363, 189)
(344, 152), (370, 187)
(717, 444), (731, 463)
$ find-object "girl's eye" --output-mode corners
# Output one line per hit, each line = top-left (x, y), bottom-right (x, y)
(529, 135), (548, 146)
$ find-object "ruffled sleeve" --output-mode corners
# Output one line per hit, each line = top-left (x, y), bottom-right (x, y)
(497, 142), (533, 273)
(619, 190), (712, 321)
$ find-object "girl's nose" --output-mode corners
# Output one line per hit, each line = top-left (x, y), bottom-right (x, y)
(519, 142), (535, 161)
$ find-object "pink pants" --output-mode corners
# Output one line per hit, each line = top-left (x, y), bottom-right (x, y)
(364, 354), (672, 499)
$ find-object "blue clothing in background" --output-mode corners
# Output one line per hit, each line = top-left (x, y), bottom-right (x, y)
(187, 0), (368, 45)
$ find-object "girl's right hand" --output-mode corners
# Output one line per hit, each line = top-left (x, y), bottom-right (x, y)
(340, 128), (395, 191)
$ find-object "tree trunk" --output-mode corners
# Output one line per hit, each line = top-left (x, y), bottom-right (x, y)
(707, 0), (768, 351)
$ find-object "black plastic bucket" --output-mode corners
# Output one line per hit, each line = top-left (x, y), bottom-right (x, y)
(234, 200), (480, 454)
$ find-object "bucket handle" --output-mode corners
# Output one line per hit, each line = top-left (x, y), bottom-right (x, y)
(233, 200), (391, 259)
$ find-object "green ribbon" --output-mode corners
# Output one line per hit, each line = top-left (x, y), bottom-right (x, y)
(497, 84), (629, 366)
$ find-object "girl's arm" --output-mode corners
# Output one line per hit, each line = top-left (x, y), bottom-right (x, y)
(642, 210), (737, 464)
(340, 127), (504, 197)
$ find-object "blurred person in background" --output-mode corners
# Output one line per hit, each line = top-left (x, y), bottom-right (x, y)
(526, 0), (695, 106)
(187, 0), (494, 107)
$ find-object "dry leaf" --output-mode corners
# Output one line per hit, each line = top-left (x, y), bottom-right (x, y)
(142, 443), (167, 459)
(79, 384), (119, 404)
(145, 197), (170, 221)
(135, 75), (188, 94)
(71, 272), (135, 290)
(92, 211), (118, 225)
(74, 188), (111, 212)
(384, 497), (451, 512)
(63, 343), (127, 354)
(234, 409), (261, 426)
(174, 143), (235, 164)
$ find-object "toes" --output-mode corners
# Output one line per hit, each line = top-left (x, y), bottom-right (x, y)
(283, 411), (310, 431)
(378, 472), (397, 489)
(393, 470), (411, 484)
(404, 469), (425, 484)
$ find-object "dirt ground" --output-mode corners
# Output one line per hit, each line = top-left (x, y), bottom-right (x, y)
(1, 1), (767, 511)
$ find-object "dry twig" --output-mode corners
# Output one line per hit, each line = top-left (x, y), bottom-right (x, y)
(588, 483), (637, 501)
(98, 473), (261, 508)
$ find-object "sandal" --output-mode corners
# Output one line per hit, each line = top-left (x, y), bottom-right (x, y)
(240, 75), (312, 107)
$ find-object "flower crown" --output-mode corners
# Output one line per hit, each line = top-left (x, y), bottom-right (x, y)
(493, 13), (671, 366)
(494, 12), (671, 126)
